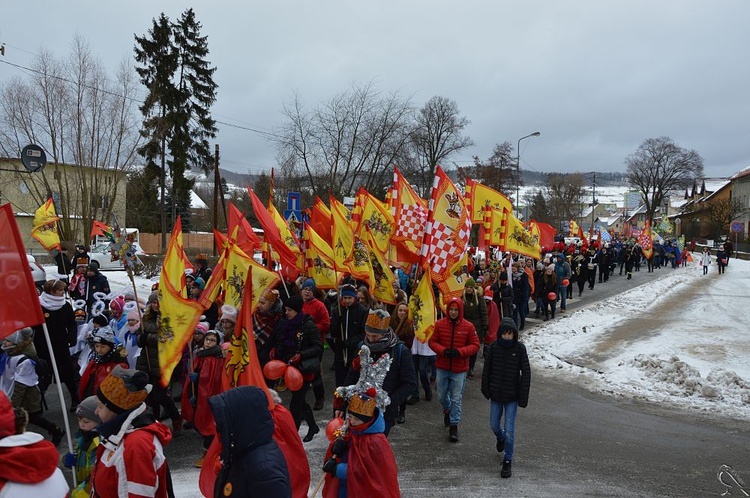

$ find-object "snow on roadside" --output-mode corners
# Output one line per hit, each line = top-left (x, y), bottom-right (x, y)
(524, 260), (750, 420)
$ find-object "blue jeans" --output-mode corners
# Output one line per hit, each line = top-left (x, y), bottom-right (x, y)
(557, 284), (567, 310)
(490, 400), (519, 461)
(411, 355), (433, 397)
(512, 300), (527, 330)
(436, 369), (467, 425)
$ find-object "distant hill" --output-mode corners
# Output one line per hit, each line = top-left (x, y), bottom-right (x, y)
(521, 170), (628, 188)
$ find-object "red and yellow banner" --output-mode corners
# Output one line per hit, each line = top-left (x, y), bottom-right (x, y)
(31, 198), (61, 250)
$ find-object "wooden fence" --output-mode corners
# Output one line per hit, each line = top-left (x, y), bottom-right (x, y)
(139, 232), (216, 256)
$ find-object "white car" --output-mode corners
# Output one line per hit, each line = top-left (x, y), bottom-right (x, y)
(27, 254), (47, 294)
(88, 243), (145, 271)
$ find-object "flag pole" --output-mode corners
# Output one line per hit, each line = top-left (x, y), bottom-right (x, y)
(41, 321), (77, 486)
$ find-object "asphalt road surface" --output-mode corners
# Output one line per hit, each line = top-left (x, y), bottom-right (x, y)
(46, 266), (749, 497)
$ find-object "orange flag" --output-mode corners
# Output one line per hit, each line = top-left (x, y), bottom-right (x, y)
(228, 202), (262, 255)
(308, 196), (333, 247)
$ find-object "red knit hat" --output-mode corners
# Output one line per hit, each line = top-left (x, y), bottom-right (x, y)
(483, 287), (494, 299)
(0, 392), (16, 439)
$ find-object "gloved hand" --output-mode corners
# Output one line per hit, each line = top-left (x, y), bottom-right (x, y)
(288, 354), (302, 365)
(63, 452), (76, 468)
(188, 372), (198, 383)
(190, 396), (197, 407)
(351, 356), (361, 372)
(331, 438), (348, 457)
(323, 458), (338, 475)
(269, 348), (276, 360)
(444, 348), (459, 358)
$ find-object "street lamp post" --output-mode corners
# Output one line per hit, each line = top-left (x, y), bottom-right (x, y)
(516, 131), (541, 218)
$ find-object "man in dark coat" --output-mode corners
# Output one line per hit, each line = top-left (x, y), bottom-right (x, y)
(329, 284), (369, 387)
(481, 317), (530, 479)
(84, 263), (110, 312)
(209, 386), (291, 498)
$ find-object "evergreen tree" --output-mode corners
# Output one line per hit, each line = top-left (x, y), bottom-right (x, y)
(134, 8), (217, 246)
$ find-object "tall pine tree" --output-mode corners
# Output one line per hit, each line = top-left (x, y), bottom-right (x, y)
(134, 9), (217, 246)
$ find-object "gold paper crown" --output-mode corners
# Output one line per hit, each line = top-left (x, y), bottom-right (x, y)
(365, 310), (390, 334)
(348, 389), (377, 420)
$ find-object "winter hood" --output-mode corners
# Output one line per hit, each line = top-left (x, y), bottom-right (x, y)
(0, 433), (60, 485)
(210, 386), (274, 463)
(498, 317), (519, 343)
(447, 297), (464, 321)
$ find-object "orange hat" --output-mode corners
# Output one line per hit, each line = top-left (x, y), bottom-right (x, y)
(97, 365), (151, 414)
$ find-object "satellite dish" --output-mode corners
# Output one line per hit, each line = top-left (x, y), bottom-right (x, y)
(21, 144), (47, 173)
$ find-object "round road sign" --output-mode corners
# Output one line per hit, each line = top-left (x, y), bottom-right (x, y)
(731, 222), (743, 233)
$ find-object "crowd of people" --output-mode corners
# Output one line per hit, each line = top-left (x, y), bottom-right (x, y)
(1, 232), (734, 496)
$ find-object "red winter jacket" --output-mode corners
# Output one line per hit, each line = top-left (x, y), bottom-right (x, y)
(429, 298), (480, 373)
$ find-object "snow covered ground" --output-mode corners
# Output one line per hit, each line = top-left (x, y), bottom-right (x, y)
(91, 257), (750, 496)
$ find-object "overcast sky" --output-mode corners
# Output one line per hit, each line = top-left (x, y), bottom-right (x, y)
(2, 1), (748, 178)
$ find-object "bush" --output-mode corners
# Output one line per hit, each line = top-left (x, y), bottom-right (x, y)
(137, 254), (163, 279)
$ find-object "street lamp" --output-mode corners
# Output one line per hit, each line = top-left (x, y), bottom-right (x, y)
(516, 131), (541, 218)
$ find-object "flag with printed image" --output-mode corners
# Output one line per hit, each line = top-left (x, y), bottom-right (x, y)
(303, 222), (338, 289)
(500, 209), (541, 259)
(638, 219), (654, 260)
(465, 178), (514, 225)
(30, 198), (61, 250)
(434, 252), (471, 305)
(330, 195), (354, 272)
(409, 271), (436, 343)
(223, 242), (280, 310)
(157, 220), (204, 387)
(390, 168), (427, 263)
(267, 202), (305, 274)
(361, 225), (398, 305)
(354, 187), (394, 257)
(247, 187), (299, 275)
(420, 166), (472, 284)
(527, 220), (557, 252)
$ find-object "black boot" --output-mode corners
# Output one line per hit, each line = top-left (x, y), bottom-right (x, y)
(449, 424), (459, 442)
(501, 460), (512, 478)
(303, 407), (319, 442)
(444, 410), (450, 427)
(50, 426), (65, 447)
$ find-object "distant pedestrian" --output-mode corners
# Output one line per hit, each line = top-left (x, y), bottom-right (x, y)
(481, 318), (531, 479)
(716, 245), (728, 275)
(700, 247), (711, 275)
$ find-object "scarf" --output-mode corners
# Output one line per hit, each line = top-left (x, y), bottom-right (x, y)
(253, 310), (278, 345)
(39, 292), (66, 311)
(279, 313), (305, 349)
(92, 348), (119, 365)
(366, 329), (399, 354)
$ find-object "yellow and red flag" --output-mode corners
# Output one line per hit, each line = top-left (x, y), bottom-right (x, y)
(409, 271), (436, 343)
(30, 198), (61, 250)
(303, 222), (338, 289)
(638, 219), (654, 260)
(527, 219), (557, 252)
(268, 202), (305, 277)
(247, 187), (299, 276)
(465, 178), (514, 225)
(434, 252), (471, 305)
(157, 217), (203, 387)
(330, 195), (354, 272)
(354, 187), (394, 257)
(420, 166), (471, 285)
(390, 168), (427, 262)
(223, 242), (280, 310)
(500, 209), (541, 260)
(361, 225), (397, 305)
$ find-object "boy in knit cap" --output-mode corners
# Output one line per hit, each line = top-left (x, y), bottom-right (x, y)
(330, 283), (369, 386)
(62, 395), (102, 498)
(90, 366), (173, 498)
(79, 326), (129, 400)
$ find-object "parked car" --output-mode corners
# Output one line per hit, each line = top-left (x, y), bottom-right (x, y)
(88, 243), (145, 271)
(27, 254), (46, 294)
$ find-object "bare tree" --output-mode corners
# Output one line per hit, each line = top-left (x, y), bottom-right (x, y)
(543, 173), (587, 227)
(626, 137), (704, 223)
(277, 82), (414, 200)
(0, 36), (141, 242)
(456, 141), (518, 199)
(707, 197), (743, 237)
(410, 95), (473, 195)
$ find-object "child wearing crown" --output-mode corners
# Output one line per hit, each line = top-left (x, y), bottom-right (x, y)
(323, 346), (401, 497)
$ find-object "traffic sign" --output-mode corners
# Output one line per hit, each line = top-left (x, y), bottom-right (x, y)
(731, 222), (743, 233)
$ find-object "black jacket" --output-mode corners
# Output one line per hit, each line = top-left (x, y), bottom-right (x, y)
(329, 302), (368, 367)
(33, 304), (78, 384)
(210, 386), (291, 498)
(267, 314), (323, 364)
(136, 308), (161, 379)
(482, 318), (531, 406)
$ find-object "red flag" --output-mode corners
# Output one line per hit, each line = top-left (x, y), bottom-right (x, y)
(0, 203), (45, 338)
(528, 220), (557, 252)
(228, 202), (262, 254)
(247, 187), (298, 272)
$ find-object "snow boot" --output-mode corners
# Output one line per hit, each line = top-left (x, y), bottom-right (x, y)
(444, 410), (451, 427)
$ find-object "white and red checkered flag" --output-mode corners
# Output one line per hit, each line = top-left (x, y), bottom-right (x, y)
(419, 166), (471, 283)
(390, 167), (427, 263)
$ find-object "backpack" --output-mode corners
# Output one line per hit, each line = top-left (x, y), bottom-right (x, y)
(19, 355), (53, 394)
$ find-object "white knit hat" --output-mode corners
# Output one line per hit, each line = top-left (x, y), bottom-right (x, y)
(220, 305), (238, 323)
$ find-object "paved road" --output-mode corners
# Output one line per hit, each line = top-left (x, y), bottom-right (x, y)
(46, 265), (750, 496)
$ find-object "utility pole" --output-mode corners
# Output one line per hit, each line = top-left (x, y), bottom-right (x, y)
(213, 144), (220, 257)
(591, 172), (596, 237)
